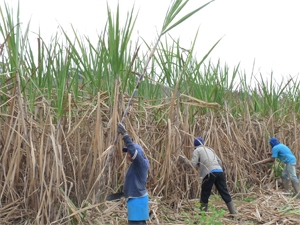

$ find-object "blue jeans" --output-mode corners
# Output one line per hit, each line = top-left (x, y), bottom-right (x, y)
(282, 163), (299, 183)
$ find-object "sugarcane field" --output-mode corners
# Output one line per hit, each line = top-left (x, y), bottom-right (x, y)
(1, 1), (300, 224)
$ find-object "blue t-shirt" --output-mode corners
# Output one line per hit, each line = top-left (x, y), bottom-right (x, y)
(127, 195), (149, 220)
(272, 143), (296, 164)
(211, 169), (223, 173)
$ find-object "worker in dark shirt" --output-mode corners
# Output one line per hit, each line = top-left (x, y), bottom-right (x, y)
(117, 122), (150, 224)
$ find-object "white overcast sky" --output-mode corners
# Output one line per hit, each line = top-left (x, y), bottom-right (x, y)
(1, 0), (300, 84)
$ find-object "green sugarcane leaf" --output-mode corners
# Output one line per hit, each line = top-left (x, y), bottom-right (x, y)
(162, 0), (214, 35)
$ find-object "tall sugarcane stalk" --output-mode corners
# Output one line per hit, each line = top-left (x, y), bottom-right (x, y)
(95, 0), (215, 202)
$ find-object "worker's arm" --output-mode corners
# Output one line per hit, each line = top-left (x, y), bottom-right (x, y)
(190, 148), (201, 167)
(178, 154), (195, 168)
(262, 157), (275, 164)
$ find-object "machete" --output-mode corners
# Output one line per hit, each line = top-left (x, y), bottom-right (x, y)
(106, 192), (124, 201)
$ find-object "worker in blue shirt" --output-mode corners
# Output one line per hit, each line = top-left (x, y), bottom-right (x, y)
(263, 137), (300, 197)
(117, 122), (150, 225)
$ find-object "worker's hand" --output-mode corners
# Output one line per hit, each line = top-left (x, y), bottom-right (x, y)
(267, 152), (272, 156)
(117, 122), (128, 136)
(178, 155), (187, 164)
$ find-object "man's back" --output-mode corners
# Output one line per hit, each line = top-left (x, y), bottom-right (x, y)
(191, 146), (222, 180)
(272, 143), (296, 164)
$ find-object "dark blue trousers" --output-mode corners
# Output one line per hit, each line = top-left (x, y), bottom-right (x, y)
(128, 221), (146, 225)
